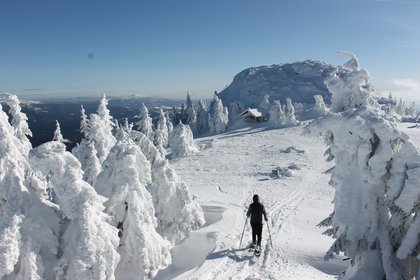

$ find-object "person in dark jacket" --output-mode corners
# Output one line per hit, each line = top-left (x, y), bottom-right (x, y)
(246, 194), (268, 249)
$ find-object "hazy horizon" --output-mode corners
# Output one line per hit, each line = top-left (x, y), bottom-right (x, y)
(1, 0), (419, 102)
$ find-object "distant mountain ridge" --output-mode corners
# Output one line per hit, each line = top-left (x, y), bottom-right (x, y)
(218, 60), (337, 108)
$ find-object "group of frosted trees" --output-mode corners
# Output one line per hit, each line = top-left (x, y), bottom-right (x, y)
(172, 92), (229, 136)
(135, 102), (199, 158)
(268, 97), (302, 127)
(172, 90), (331, 132)
(381, 92), (418, 121)
(310, 53), (419, 279)
(0, 93), (204, 279)
(255, 94), (327, 128)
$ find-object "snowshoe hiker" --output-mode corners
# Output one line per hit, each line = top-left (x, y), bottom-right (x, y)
(246, 194), (268, 254)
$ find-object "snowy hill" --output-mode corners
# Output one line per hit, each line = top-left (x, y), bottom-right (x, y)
(218, 60), (337, 108)
(155, 124), (345, 280)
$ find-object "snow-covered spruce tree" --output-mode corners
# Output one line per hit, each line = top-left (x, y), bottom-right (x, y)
(269, 100), (286, 127)
(135, 103), (154, 142)
(72, 106), (90, 160)
(82, 140), (102, 186)
(258, 94), (271, 113)
(395, 97), (405, 117)
(72, 106), (102, 186)
(83, 95), (116, 164)
(310, 52), (420, 280)
(53, 120), (67, 143)
(170, 105), (180, 126)
(165, 111), (174, 136)
(0, 97), (62, 280)
(29, 134), (120, 280)
(169, 122), (199, 158)
(285, 98), (299, 126)
(79, 105), (89, 136)
(406, 101), (417, 118)
(178, 103), (187, 124)
(1, 93), (32, 155)
(72, 98), (116, 185)
(151, 158), (205, 244)
(207, 93), (229, 135)
(313, 94), (328, 116)
(129, 130), (205, 244)
(94, 138), (171, 279)
(196, 99), (208, 135)
(228, 101), (244, 125)
(154, 108), (169, 155)
(185, 92), (197, 131)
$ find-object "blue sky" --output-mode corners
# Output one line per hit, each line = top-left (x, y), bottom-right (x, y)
(1, 0), (419, 101)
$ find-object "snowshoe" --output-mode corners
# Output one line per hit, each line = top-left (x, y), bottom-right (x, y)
(254, 245), (261, 257)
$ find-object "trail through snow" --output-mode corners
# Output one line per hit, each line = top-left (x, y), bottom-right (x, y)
(156, 123), (420, 279)
(156, 124), (348, 280)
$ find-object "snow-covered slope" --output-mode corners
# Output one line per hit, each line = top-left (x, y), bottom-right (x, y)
(218, 60), (337, 108)
(155, 124), (347, 280)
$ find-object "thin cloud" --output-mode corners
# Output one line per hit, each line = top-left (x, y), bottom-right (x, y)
(383, 78), (420, 102)
(391, 79), (420, 91)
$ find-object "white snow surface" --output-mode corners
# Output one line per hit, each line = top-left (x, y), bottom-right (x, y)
(155, 124), (349, 280)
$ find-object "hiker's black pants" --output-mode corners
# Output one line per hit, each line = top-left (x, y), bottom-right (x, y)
(251, 223), (263, 246)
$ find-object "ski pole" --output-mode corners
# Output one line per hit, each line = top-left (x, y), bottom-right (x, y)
(239, 216), (248, 249)
(266, 220), (273, 248)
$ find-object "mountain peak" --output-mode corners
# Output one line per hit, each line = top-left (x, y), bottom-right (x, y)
(219, 60), (337, 108)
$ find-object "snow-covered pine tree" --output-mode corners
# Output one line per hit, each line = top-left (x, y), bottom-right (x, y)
(88, 95), (117, 164)
(258, 95), (271, 113)
(179, 103), (187, 124)
(129, 130), (205, 244)
(53, 120), (66, 143)
(82, 140), (102, 186)
(0, 97), (60, 280)
(165, 111), (174, 136)
(79, 105), (89, 136)
(30, 139), (120, 280)
(395, 98), (405, 116)
(151, 159), (205, 244)
(154, 108), (169, 155)
(72, 106), (103, 186)
(313, 95), (328, 116)
(170, 105), (179, 126)
(311, 52), (420, 280)
(269, 100), (286, 127)
(196, 99), (208, 135)
(1, 93), (32, 154)
(136, 103), (154, 142)
(285, 98), (299, 126)
(73, 96), (116, 184)
(94, 138), (171, 279)
(228, 101), (244, 125)
(169, 122), (199, 158)
(123, 118), (133, 132)
(207, 93), (228, 134)
(185, 92), (197, 131)
(406, 101), (417, 118)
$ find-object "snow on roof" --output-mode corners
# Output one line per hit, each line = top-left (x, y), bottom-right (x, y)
(240, 108), (262, 117)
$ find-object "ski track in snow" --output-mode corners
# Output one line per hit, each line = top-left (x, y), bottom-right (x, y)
(157, 125), (344, 280)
